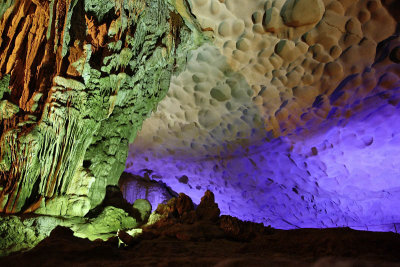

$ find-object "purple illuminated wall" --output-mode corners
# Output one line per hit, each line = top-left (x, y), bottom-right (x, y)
(125, 35), (400, 232)
(126, 96), (400, 231)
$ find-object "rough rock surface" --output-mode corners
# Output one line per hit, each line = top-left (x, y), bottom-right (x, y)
(0, 180), (155, 256)
(73, 206), (138, 240)
(0, 0), (200, 216)
(0, 205), (140, 256)
(132, 199), (151, 222)
(118, 171), (178, 210)
(1, 192), (400, 266)
(0, 215), (64, 256)
(196, 190), (220, 221)
(1, 1), (400, 259)
(127, 0), (400, 230)
(281, 0), (325, 27)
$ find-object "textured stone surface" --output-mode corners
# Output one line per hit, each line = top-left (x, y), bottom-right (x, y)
(0, 215), (63, 256)
(281, 0), (325, 27)
(119, 171), (177, 210)
(133, 199), (152, 222)
(127, 0), (400, 230)
(72, 206), (138, 240)
(0, 204), (141, 256)
(0, 0), (399, 244)
(2, 192), (400, 265)
(132, 0), (397, 147)
(0, 0), (201, 216)
(196, 190), (220, 222)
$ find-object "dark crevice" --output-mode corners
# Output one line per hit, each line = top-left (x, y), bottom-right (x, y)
(90, 46), (106, 71)
(70, 0), (86, 44)
(374, 35), (397, 66)
(85, 185), (142, 222)
(154, 33), (166, 49)
(83, 160), (92, 168)
(27, 39), (47, 100)
(20, 176), (42, 212)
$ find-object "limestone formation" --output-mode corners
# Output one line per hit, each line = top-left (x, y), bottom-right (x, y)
(133, 0), (397, 150)
(127, 0), (400, 230)
(196, 190), (220, 222)
(0, 215), (63, 256)
(118, 171), (178, 210)
(133, 198), (152, 222)
(0, 0), (400, 249)
(0, 0), (201, 216)
(281, 0), (325, 27)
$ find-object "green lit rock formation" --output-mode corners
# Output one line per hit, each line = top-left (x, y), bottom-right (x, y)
(0, 0), (202, 216)
(0, 205), (138, 255)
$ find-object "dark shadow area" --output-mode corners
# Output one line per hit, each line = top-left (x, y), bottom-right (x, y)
(86, 185), (142, 222)
(1, 189), (400, 267)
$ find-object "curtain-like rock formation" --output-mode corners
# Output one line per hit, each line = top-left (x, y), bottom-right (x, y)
(0, 0), (200, 216)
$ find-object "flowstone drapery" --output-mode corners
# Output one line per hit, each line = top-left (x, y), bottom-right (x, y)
(0, 0), (201, 216)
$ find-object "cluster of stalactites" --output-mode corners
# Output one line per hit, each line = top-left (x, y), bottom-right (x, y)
(0, 0), (198, 216)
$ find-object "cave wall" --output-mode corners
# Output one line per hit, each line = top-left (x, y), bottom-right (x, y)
(0, 0), (200, 216)
(126, 0), (400, 230)
(0, 0), (399, 230)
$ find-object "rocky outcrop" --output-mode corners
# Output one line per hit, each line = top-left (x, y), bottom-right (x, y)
(0, 0), (201, 216)
(132, 198), (152, 222)
(0, 215), (64, 256)
(0, 205), (139, 255)
(2, 190), (400, 265)
(140, 190), (270, 243)
(195, 189), (220, 221)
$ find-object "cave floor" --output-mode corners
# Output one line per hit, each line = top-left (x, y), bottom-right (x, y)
(1, 226), (400, 267)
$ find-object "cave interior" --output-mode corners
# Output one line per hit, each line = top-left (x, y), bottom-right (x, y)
(0, 0), (400, 265)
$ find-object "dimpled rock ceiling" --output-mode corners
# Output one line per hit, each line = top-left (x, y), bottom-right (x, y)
(126, 0), (400, 231)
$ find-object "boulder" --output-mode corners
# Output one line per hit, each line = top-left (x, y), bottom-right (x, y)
(133, 199), (152, 222)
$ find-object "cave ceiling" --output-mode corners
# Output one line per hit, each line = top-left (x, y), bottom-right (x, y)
(0, 0), (399, 231)
(127, 0), (400, 230)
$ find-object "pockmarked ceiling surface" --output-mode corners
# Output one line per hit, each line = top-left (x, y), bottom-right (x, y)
(127, 0), (400, 230)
